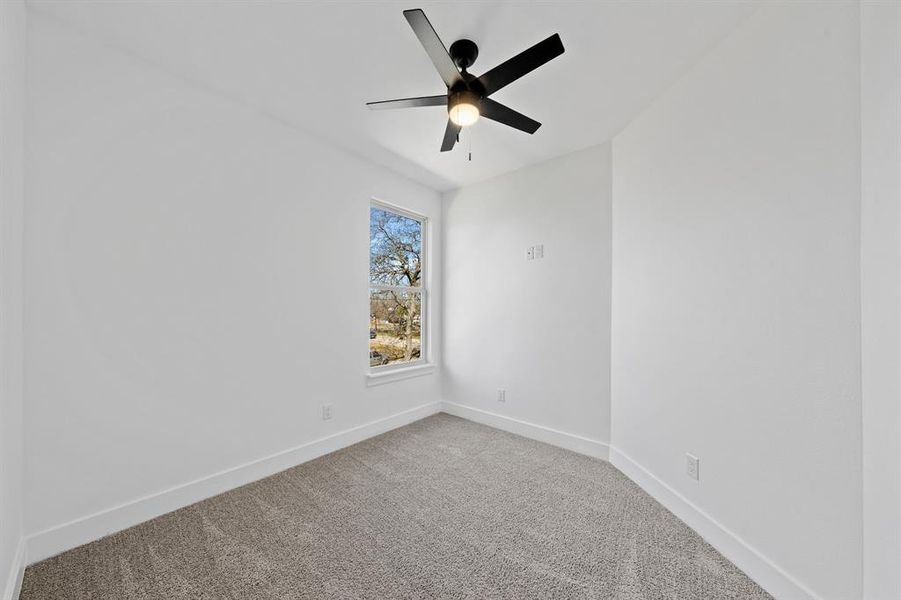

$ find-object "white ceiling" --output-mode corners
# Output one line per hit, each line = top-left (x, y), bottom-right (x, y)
(30, 0), (756, 191)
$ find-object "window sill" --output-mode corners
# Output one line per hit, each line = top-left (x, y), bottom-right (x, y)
(366, 363), (436, 387)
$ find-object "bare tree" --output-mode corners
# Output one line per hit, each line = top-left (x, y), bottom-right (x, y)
(370, 209), (421, 361)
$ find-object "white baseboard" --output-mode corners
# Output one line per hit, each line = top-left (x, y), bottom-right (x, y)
(3, 539), (25, 600)
(609, 447), (822, 600)
(20, 401), (819, 600)
(25, 401), (441, 565)
(440, 401), (609, 460)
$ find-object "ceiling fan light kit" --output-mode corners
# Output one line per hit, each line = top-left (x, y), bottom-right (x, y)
(448, 90), (481, 127)
(367, 8), (565, 153)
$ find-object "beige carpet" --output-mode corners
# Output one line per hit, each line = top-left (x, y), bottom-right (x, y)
(21, 413), (771, 599)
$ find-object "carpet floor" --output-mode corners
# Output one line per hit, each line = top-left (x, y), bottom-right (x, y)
(21, 414), (772, 599)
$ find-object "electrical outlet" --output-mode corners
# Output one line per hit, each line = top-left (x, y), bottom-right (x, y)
(534, 244), (544, 259)
(497, 388), (506, 403)
(526, 246), (535, 260)
(686, 453), (699, 481)
(321, 404), (333, 421)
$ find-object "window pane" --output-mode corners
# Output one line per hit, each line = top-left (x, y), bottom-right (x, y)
(370, 207), (422, 287)
(369, 289), (422, 366)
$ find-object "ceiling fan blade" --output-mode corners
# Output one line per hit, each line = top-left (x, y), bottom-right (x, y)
(366, 95), (448, 110)
(476, 34), (564, 96)
(403, 9), (463, 89)
(480, 99), (541, 134)
(441, 119), (461, 152)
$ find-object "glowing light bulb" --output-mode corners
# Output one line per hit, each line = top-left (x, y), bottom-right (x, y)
(448, 92), (480, 127)
(449, 102), (480, 127)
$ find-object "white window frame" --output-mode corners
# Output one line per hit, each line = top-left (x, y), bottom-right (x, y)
(368, 199), (432, 382)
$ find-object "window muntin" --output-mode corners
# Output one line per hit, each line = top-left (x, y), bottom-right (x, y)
(369, 203), (426, 369)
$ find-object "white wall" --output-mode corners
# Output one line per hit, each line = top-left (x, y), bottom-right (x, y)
(611, 3), (861, 600)
(443, 144), (612, 452)
(0, 0), (27, 595)
(24, 13), (442, 560)
(861, 2), (901, 598)
(18, 4), (898, 599)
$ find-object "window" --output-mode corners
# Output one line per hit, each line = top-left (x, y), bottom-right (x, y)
(369, 201), (426, 370)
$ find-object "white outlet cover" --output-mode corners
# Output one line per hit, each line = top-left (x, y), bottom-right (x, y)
(321, 405), (333, 420)
(686, 453), (699, 481)
(497, 389), (506, 402)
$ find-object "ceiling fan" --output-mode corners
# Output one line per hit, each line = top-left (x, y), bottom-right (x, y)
(366, 8), (565, 152)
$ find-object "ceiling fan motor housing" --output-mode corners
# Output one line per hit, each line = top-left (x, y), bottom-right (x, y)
(449, 89), (481, 111)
